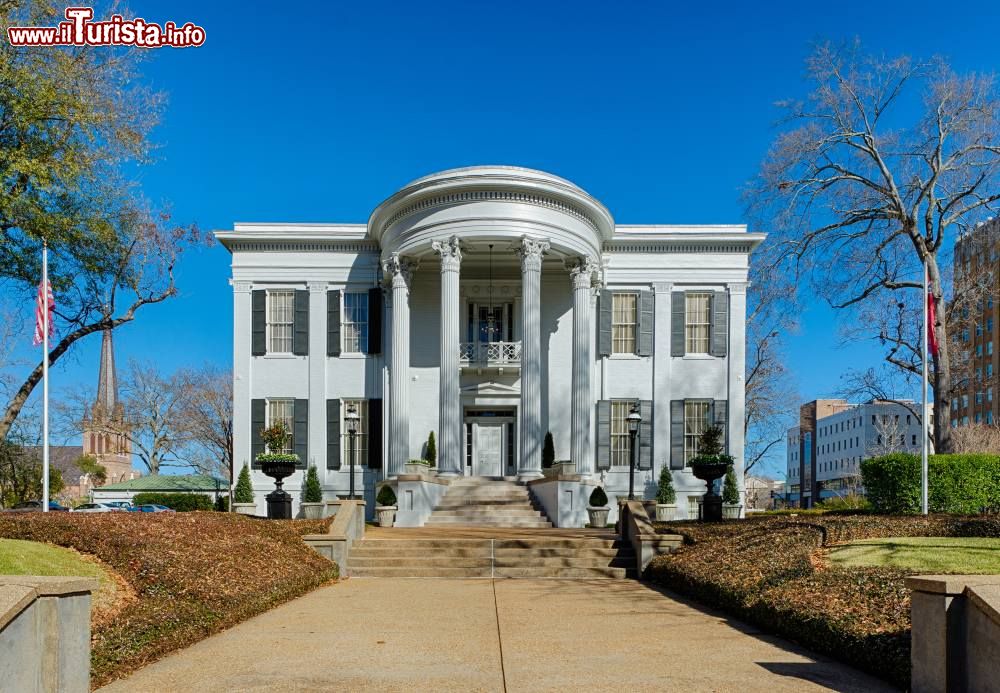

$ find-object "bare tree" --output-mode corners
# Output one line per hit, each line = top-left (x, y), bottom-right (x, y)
(748, 41), (1000, 453)
(174, 364), (233, 481)
(867, 413), (908, 457)
(950, 422), (1000, 454)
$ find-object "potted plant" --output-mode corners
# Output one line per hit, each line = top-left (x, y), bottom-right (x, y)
(655, 466), (677, 521)
(687, 425), (734, 522)
(426, 431), (437, 468)
(722, 466), (742, 519)
(232, 463), (257, 516)
(404, 459), (431, 475)
(301, 465), (324, 519)
(587, 486), (610, 528)
(375, 484), (397, 527)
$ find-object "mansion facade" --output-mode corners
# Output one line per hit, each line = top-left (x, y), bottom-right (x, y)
(218, 166), (763, 521)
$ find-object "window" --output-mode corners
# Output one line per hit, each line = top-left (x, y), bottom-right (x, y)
(342, 293), (369, 353)
(952, 398), (959, 411)
(989, 342), (994, 356)
(989, 388), (994, 402)
(683, 400), (712, 464)
(977, 344), (983, 357)
(962, 394), (969, 409)
(989, 318), (995, 332)
(267, 399), (294, 454)
(977, 323), (983, 337)
(341, 400), (369, 467)
(912, 434), (917, 446)
(611, 400), (639, 466)
(267, 290), (295, 353)
(977, 392), (984, 405)
(612, 293), (638, 354)
(684, 293), (712, 354)
(906, 415), (911, 425)
(989, 411), (994, 425)
(990, 364), (995, 378)
(976, 413), (983, 423)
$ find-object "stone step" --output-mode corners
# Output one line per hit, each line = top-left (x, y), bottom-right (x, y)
(348, 556), (494, 568)
(431, 506), (540, 514)
(349, 566), (494, 578)
(493, 566), (629, 579)
(492, 556), (632, 568)
(492, 547), (622, 558)
(423, 518), (552, 528)
(350, 547), (492, 559)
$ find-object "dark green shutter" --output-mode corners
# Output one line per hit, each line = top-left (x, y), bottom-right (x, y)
(367, 288), (382, 355)
(327, 399), (341, 470)
(638, 291), (654, 356)
(251, 399), (265, 468)
(368, 398), (383, 469)
(293, 399), (308, 469)
(596, 400), (611, 470)
(293, 290), (309, 355)
(598, 290), (612, 357)
(671, 292), (686, 356)
(638, 400), (653, 470)
(670, 400), (684, 469)
(327, 290), (341, 357)
(252, 290), (266, 356)
(714, 400), (728, 453)
(711, 291), (728, 357)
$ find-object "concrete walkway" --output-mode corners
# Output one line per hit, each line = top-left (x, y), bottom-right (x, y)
(99, 579), (898, 692)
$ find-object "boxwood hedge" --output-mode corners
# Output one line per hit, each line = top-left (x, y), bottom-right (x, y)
(131, 492), (215, 512)
(861, 452), (1000, 514)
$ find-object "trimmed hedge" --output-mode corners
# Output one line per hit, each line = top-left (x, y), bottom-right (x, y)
(647, 514), (1000, 688)
(862, 452), (1000, 514)
(132, 492), (215, 512)
(0, 512), (336, 687)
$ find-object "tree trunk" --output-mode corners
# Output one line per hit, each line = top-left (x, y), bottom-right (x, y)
(928, 260), (952, 453)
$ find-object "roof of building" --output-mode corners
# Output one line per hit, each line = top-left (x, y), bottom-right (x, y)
(96, 474), (227, 492)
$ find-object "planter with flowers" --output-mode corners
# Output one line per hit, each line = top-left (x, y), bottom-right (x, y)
(687, 425), (733, 522)
(257, 421), (299, 519)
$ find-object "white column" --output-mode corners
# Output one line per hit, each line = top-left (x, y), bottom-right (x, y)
(570, 258), (598, 477)
(727, 282), (748, 514)
(232, 280), (252, 488)
(517, 237), (550, 480)
(384, 254), (416, 477)
(307, 283), (327, 480)
(652, 282), (673, 486)
(433, 236), (462, 477)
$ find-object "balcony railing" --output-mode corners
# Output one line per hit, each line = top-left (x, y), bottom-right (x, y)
(459, 341), (522, 366)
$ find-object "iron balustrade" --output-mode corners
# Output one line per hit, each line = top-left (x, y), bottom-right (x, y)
(458, 341), (522, 365)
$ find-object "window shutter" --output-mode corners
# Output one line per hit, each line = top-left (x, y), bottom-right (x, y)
(327, 290), (341, 357)
(293, 399), (308, 469)
(327, 399), (341, 470)
(671, 292), (686, 357)
(252, 290), (266, 356)
(714, 400), (728, 453)
(368, 398), (383, 469)
(638, 400), (653, 470)
(598, 290), (613, 357)
(637, 290), (654, 356)
(711, 290), (728, 357)
(292, 290), (309, 356)
(251, 399), (265, 469)
(596, 400), (611, 470)
(367, 288), (383, 355)
(670, 400), (684, 469)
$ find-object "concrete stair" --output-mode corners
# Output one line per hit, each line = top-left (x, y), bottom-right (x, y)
(423, 477), (552, 529)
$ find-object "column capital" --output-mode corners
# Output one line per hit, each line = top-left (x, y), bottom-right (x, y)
(652, 282), (674, 294)
(727, 281), (749, 295)
(567, 257), (599, 290)
(232, 280), (253, 294)
(431, 235), (463, 272)
(307, 281), (327, 294)
(383, 253), (417, 289)
(517, 236), (550, 273)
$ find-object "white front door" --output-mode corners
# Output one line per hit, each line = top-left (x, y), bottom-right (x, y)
(474, 423), (504, 477)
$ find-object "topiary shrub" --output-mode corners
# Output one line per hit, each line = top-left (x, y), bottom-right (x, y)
(657, 466), (676, 504)
(862, 452), (1000, 514)
(376, 485), (397, 507)
(589, 486), (608, 508)
(234, 464), (254, 504)
(426, 431), (436, 466)
(722, 467), (740, 505)
(214, 495), (229, 512)
(132, 493), (213, 512)
(303, 465), (323, 503)
(542, 432), (555, 469)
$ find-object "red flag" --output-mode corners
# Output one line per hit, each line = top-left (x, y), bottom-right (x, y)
(32, 278), (54, 346)
(927, 290), (939, 358)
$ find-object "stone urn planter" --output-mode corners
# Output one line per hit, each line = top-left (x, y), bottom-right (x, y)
(232, 502), (257, 516)
(655, 503), (677, 522)
(300, 502), (325, 520)
(689, 460), (731, 522)
(587, 506), (609, 528)
(723, 503), (742, 520)
(375, 505), (396, 527)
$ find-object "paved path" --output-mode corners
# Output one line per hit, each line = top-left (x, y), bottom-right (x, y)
(99, 579), (898, 692)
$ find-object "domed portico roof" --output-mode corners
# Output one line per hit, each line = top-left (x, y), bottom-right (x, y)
(368, 166), (614, 261)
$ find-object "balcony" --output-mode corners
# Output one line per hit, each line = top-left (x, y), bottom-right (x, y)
(459, 341), (521, 372)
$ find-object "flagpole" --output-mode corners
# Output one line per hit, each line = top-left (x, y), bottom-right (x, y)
(921, 258), (929, 516)
(42, 241), (50, 513)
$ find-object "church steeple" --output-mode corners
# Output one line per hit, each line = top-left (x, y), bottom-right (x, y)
(83, 328), (134, 484)
(94, 329), (119, 418)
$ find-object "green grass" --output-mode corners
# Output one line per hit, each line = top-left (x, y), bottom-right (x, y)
(0, 538), (118, 613)
(829, 536), (1000, 573)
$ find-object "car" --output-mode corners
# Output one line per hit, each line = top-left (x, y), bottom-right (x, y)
(70, 502), (121, 513)
(5, 500), (69, 512)
(132, 504), (176, 513)
(103, 501), (134, 511)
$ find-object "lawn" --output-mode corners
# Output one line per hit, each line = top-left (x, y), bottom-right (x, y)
(829, 536), (1000, 573)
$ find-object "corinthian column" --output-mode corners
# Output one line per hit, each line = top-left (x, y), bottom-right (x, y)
(384, 253), (416, 477)
(517, 236), (550, 480)
(569, 258), (597, 477)
(432, 236), (462, 477)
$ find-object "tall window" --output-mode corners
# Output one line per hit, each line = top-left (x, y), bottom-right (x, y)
(267, 399), (294, 454)
(684, 400), (712, 464)
(267, 290), (295, 353)
(343, 293), (369, 353)
(685, 293), (712, 353)
(610, 400), (636, 466)
(612, 293), (637, 354)
(341, 400), (368, 467)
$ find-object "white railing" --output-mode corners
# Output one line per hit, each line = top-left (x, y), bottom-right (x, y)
(458, 341), (522, 365)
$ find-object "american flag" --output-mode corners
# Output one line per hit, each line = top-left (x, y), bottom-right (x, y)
(32, 277), (54, 346)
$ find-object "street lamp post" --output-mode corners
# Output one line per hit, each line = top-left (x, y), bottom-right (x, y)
(346, 403), (359, 500)
(627, 403), (642, 501)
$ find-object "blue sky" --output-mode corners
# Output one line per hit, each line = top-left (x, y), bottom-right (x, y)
(11, 0), (999, 475)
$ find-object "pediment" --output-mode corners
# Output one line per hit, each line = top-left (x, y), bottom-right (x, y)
(460, 381), (520, 396)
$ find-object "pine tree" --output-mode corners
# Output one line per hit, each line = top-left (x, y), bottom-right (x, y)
(426, 431), (436, 466)
(303, 465), (323, 503)
(234, 463), (254, 504)
(722, 466), (740, 505)
(542, 432), (555, 469)
(656, 466), (676, 504)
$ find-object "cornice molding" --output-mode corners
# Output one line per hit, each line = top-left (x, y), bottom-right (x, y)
(225, 240), (379, 253)
(604, 240), (760, 254)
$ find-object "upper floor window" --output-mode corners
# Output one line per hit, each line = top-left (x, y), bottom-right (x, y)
(612, 293), (638, 354)
(267, 398), (294, 454)
(267, 290), (295, 353)
(343, 292), (369, 353)
(683, 400), (712, 464)
(685, 292), (712, 354)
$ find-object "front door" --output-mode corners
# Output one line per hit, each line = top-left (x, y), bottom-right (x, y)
(474, 423), (504, 477)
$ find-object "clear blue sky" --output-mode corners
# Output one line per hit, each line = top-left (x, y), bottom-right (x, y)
(15, 0), (999, 475)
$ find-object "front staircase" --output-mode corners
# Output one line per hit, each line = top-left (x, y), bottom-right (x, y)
(423, 477), (552, 528)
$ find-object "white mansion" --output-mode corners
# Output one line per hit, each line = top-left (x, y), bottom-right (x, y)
(218, 166), (763, 523)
